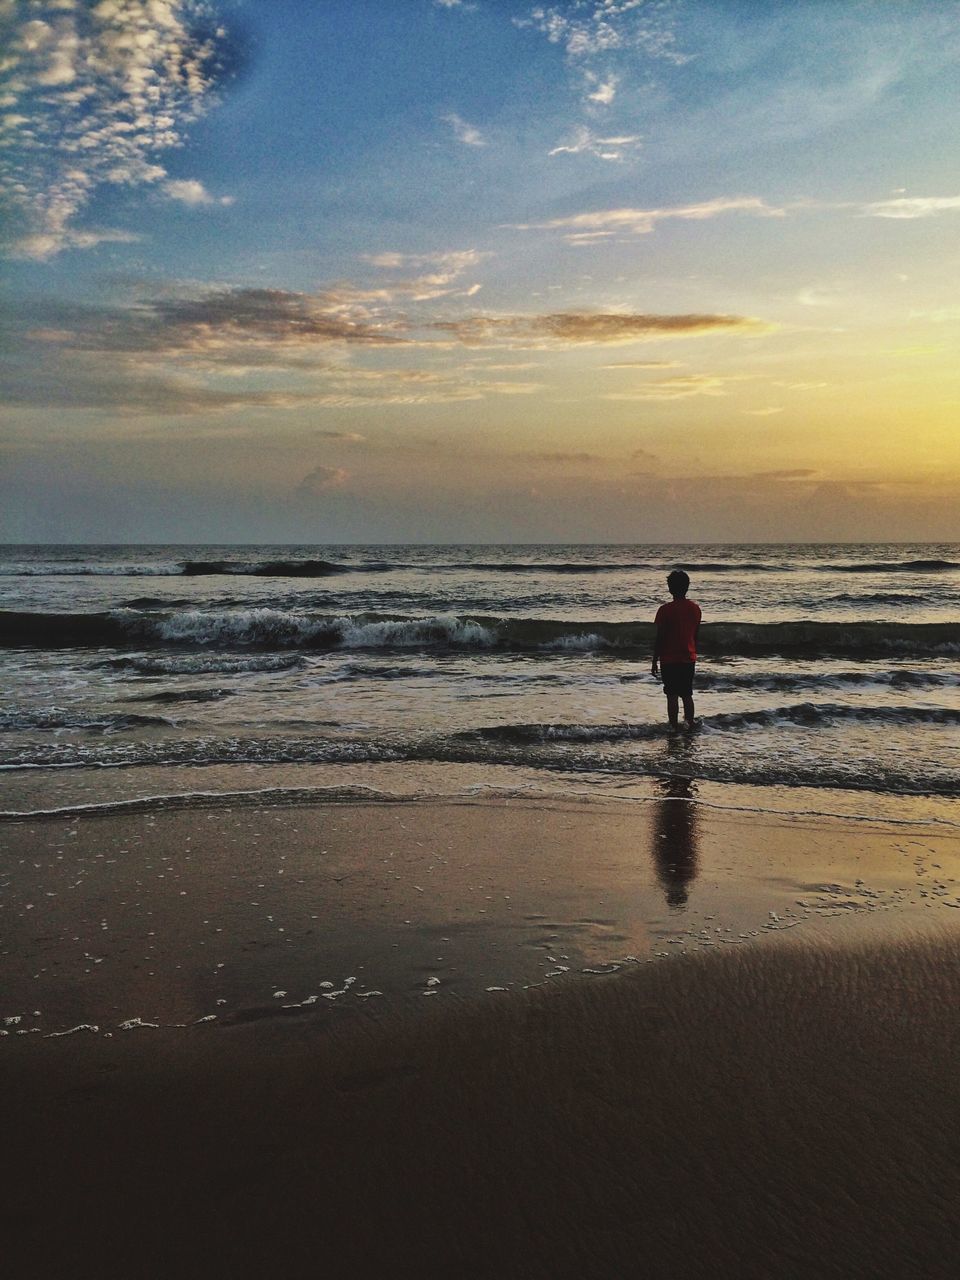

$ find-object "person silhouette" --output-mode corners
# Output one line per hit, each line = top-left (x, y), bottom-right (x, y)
(651, 570), (701, 729)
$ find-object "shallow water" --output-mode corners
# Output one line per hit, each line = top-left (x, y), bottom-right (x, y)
(1, 542), (958, 813)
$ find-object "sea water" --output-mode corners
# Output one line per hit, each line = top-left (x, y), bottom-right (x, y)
(1, 542), (958, 817)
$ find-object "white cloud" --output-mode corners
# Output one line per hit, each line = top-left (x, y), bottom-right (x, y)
(514, 1), (690, 104)
(603, 373), (756, 401)
(11, 224), (141, 262)
(355, 248), (488, 301)
(586, 73), (618, 104)
(162, 178), (233, 207)
(516, 196), (785, 236)
(861, 194), (960, 220)
(442, 111), (486, 147)
(548, 125), (641, 161)
(1, 1), (230, 259)
(365, 248), (487, 276)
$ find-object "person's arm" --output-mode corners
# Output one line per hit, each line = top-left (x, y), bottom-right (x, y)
(651, 622), (662, 676)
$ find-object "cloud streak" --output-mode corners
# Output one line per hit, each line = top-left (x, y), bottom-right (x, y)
(861, 194), (960, 220)
(516, 451), (602, 464)
(432, 311), (769, 347)
(548, 125), (641, 161)
(604, 373), (757, 401)
(515, 196), (786, 238)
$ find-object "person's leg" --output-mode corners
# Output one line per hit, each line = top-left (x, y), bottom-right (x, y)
(681, 693), (695, 727)
(666, 692), (680, 728)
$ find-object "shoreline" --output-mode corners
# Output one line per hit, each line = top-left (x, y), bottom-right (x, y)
(4, 791), (960, 1033)
(3, 757), (957, 830)
(3, 793), (960, 1036)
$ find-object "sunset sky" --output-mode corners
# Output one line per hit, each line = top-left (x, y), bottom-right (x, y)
(2, 0), (959, 543)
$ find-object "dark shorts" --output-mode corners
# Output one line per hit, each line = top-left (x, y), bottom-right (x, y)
(661, 662), (695, 697)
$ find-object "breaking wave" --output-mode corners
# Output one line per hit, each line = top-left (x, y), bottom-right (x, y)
(3, 609), (960, 657)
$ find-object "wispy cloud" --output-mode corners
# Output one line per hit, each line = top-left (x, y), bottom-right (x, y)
(602, 359), (683, 369)
(433, 312), (770, 347)
(355, 248), (488, 301)
(796, 285), (842, 308)
(515, 196), (785, 238)
(365, 249), (486, 273)
(548, 125), (641, 161)
(603, 373), (757, 401)
(0, 0), (234, 259)
(441, 111), (486, 146)
(515, 2), (690, 74)
(861, 194), (960, 220)
(516, 451), (601, 463)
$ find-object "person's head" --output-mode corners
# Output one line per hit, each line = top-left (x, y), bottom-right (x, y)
(666, 569), (690, 599)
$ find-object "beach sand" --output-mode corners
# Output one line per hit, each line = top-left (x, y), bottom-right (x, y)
(2, 795), (960, 1278)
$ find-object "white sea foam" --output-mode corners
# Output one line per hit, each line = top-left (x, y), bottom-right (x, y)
(2, 562), (181, 576)
(335, 614), (496, 648)
(155, 607), (329, 647)
(540, 632), (609, 651)
(150, 608), (498, 650)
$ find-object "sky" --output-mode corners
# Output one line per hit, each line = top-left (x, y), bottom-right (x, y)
(2, 0), (960, 544)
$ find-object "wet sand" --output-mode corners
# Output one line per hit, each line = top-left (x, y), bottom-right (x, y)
(2, 796), (960, 1277)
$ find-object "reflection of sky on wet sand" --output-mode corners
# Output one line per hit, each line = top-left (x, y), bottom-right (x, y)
(3, 794), (959, 1037)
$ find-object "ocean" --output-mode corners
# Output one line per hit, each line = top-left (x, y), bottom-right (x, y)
(2, 542), (958, 823)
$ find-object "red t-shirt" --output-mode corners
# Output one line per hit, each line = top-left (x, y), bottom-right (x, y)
(654, 598), (701, 663)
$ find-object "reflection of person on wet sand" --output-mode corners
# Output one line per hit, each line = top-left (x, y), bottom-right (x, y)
(652, 774), (700, 907)
(651, 570), (701, 730)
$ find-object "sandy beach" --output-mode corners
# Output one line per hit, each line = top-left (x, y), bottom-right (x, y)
(2, 794), (960, 1278)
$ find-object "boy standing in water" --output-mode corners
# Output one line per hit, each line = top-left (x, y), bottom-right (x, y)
(651, 570), (701, 729)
